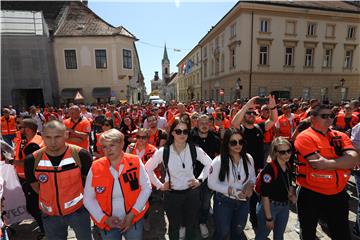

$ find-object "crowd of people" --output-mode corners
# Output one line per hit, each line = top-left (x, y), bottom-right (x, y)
(1, 96), (360, 240)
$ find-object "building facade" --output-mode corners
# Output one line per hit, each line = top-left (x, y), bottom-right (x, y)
(177, 45), (202, 102)
(178, 1), (360, 103)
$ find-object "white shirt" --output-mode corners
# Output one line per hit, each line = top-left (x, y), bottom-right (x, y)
(83, 159), (152, 223)
(31, 113), (45, 133)
(351, 123), (360, 150)
(81, 112), (93, 121)
(208, 154), (256, 198)
(143, 116), (167, 130)
(145, 144), (212, 190)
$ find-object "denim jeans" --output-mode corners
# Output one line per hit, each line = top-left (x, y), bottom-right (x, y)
(354, 170), (360, 232)
(99, 218), (144, 240)
(213, 192), (249, 240)
(42, 206), (92, 240)
(255, 201), (289, 240)
(199, 183), (213, 224)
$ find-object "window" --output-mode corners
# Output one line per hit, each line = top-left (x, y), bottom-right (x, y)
(285, 47), (294, 66)
(95, 49), (107, 69)
(230, 48), (236, 68)
(64, 50), (77, 69)
(344, 50), (353, 69)
(221, 54), (225, 72)
(322, 49), (332, 68)
(203, 61), (207, 77)
(326, 24), (335, 38)
(303, 88), (310, 101)
(123, 49), (132, 69)
(341, 87), (348, 101)
(321, 87), (328, 102)
(260, 19), (269, 33)
(203, 46), (207, 58)
(258, 87), (267, 96)
(285, 21), (296, 35)
(215, 37), (219, 48)
(304, 48), (314, 67)
(165, 67), (168, 74)
(307, 23), (316, 36)
(347, 26), (356, 39)
(230, 23), (236, 38)
(259, 45), (268, 65)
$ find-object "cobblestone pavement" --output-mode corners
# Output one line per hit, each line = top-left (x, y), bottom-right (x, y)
(8, 177), (360, 240)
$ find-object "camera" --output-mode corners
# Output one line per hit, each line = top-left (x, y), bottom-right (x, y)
(255, 97), (269, 105)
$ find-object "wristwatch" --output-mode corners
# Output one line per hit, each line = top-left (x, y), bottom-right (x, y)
(265, 217), (273, 221)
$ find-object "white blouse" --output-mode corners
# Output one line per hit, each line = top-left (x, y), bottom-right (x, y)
(208, 153), (256, 198)
(145, 143), (212, 190)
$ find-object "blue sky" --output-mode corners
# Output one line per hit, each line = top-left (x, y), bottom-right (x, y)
(89, 1), (237, 93)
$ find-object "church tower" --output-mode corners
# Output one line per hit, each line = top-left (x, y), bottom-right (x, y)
(162, 43), (170, 83)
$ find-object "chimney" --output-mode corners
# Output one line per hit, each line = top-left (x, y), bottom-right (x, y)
(154, 71), (159, 81)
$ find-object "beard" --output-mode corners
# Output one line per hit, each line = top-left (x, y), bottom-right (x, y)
(245, 118), (255, 124)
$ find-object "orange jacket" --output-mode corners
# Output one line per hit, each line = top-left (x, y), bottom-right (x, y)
(63, 117), (91, 150)
(33, 145), (84, 216)
(255, 116), (275, 144)
(95, 133), (104, 157)
(15, 134), (44, 179)
(90, 154), (149, 230)
(334, 114), (359, 132)
(277, 114), (299, 139)
(295, 128), (353, 195)
(105, 111), (121, 128)
(1, 116), (17, 136)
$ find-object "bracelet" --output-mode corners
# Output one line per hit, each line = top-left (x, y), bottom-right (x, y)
(270, 106), (276, 110)
(265, 217), (273, 221)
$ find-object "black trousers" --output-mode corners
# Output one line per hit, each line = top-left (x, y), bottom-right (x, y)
(164, 187), (200, 240)
(297, 187), (350, 240)
(20, 178), (44, 233)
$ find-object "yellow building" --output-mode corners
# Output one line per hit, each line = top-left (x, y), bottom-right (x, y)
(177, 45), (202, 102)
(53, 2), (144, 104)
(178, 1), (360, 103)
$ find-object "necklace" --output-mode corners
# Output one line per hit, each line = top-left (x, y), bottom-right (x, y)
(231, 158), (241, 181)
(178, 147), (187, 169)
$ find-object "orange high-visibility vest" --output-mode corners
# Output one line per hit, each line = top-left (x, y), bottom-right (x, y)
(277, 114), (298, 139)
(1, 116), (16, 136)
(255, 116), (275, 144)
(33, 145), (84, 216)
(90, 154), (149, 230)
(334, 114), (359, 131)
(15, 134), (44, 179)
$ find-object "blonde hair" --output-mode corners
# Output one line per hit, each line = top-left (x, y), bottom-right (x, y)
(136, 128), (149, 138)
(99, 129), (124, 145)
(269, 137), (292, 161)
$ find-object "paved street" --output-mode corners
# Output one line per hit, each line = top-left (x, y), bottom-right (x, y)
(8, 177), (360, 240)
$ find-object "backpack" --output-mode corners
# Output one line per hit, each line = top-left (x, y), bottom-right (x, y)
(162, 143), (197, 188)
(254, 160), (290, 195)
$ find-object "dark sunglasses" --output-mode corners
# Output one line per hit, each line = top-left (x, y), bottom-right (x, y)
(245, 111), (257, 116)
(16, 121), (21, 124)
(103, 124), (111, 127)
(318, 113), (336, 119)
(277, 149), (292, 155)
(174, 129), (189, 135)
(136, 135), (148, 140)
(229, 139), (245, 146)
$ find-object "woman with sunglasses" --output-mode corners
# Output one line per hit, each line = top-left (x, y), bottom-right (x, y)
(145, 118), (212, 240)
(255, 137), (296, 240)
(94, 119), (114, 159)
(208, 127), (256, 240)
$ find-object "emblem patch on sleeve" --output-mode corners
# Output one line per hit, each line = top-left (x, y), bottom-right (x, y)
(38, 174), (48, 183)
(95, 186), (105, 193)
(263, 174), (272, 183)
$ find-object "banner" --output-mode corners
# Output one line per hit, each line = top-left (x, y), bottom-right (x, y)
(0, 162), (32, 225)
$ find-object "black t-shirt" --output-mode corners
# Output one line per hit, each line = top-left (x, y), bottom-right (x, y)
(190, 128), (221, 177)
(23, 143), (41, 156)
(297, 120), (311, 134)
(260, 160), (292, 202)
(24, 148), (92, 184)
(242, 122), (265, 171)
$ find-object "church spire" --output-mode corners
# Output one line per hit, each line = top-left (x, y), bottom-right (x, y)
(162, 43), (169, 64)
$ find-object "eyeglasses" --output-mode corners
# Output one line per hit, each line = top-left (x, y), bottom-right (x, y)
(136, 135), (148, 140)
(245, 111), (257, 116)
(318, 113), (336, 119)
(229, 139), (245, 146)
(277, 149), (292, 155)
(174, 129), (189, 135)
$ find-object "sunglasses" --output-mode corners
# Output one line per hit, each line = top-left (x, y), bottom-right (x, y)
(277, 149), (292, 155)
(245, 111), (257, 116)
(229, 139), (245, 146)
(103, 124), (111, 127)
(174, 129), (189, 135)
(136, 135), (148, 140)
(318, 113), (336, 119)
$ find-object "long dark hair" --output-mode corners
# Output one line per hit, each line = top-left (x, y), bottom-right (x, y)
(165, 118), (191, 147)
(219, 127), (250, 183)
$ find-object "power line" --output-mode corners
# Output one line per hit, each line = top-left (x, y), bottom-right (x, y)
(137, 40), (190, 52)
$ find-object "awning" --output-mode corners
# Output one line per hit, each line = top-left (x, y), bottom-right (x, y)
(61, 88), (82, 99)
(92, 87), (111, 98)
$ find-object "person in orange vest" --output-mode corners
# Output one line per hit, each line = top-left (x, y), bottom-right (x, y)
(1, 108), (17, 146)
(294, 104), (360, 240)
(94, 119), (114, 159)
(25, 120), (93, 239)
(63, 105), (91, 151)
(126, 128), (157, 231)
(333, 104), (359, 134)
(84, 129), (151, 239)
(275, 104), (299, 140)
(146, 114), (167, 148)
(9, 119), (46, 238)
(105, 105), (121, 129)
(255, 105), (276, 161)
